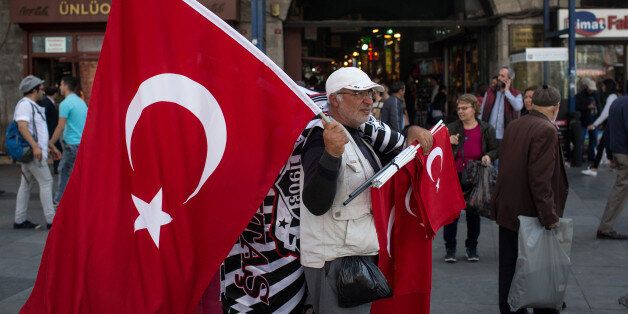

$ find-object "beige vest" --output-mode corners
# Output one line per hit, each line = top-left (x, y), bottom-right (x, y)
(300, 130), (381, 268)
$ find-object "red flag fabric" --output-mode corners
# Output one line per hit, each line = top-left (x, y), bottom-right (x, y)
(371, 126), (464, 313)
(371, 160), (432, 314)
(417, 127), (466, 238)
(21, 0), (318, 313)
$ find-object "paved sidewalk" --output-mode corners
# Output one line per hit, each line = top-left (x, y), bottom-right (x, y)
(0, 161), (627, 313)
(431, 164), (628, 313)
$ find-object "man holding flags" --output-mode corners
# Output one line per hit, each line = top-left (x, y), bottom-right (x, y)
(300, 67), (433, 313)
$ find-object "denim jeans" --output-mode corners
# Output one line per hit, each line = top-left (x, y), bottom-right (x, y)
(15, 159), (55, 224)
(54, 143), (79, 204)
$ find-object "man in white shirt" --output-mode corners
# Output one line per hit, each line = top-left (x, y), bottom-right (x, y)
(13, 75), (61, 229)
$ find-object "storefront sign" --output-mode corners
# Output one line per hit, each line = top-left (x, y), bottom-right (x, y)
(509, 25), (543, 54)
(45, 37), (67, 53)
(558, 9), (628, 38)
(510, 48), (568, 63)
(413, 41), (429, 53)
(10, 0), (239, 23)
(10, 0), (111, 23)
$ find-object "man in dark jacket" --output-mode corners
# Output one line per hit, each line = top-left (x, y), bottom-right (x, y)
(596, 96), (628, 239)
(493, 85), (568, 314)
(37, 86), (61, 174)
(480, 66), (522, 141)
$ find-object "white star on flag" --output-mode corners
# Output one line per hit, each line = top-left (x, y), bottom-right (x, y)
(132, 188), (172, 248)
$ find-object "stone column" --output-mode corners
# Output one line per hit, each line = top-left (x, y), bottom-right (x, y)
(0, 1), (26, 147)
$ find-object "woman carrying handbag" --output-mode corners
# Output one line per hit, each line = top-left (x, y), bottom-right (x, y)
(443, 94), (499, 263)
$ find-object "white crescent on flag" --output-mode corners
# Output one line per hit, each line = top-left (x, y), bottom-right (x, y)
(426, 147), (444, 191)
(125, 73), (227, 204)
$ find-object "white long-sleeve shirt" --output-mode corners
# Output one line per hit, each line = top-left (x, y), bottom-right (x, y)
(592, 93), (618, 127)
(480, 90), (523, 139)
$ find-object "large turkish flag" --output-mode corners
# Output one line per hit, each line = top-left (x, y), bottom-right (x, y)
(21, 0), (318, 313)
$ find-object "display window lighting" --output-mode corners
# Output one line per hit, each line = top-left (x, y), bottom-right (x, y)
(352, 51), (360, 57)
(393, 33), (401, 39)
(372, 28), (379, 33)
(361, 44), (369, 51)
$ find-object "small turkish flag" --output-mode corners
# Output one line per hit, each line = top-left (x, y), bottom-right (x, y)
(371, 127), (464, 313)
(416, 127), (466, 238)
(371, 159), (432, 314)
(21, 0), (318, 313)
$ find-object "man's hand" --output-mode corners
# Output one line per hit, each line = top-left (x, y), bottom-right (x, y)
(323, 120), (349, 158)
(481, 155), (491, 166)
(32, 145), (42, 161)
(407, 126), (433, 155)
(587, 124), (596, 131)
(50, 145), (62, 161)
(450, 134), (460, 145)
(545, 222), (559, 230)
(504, 78), (512, 91)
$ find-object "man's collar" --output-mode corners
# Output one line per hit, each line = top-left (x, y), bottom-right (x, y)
(528, 109), (552, 122)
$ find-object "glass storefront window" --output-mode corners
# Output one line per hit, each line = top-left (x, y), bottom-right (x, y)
(576, 44), (625, 92)
(31, 36), (73, 53)
(77, 35), (104, 53)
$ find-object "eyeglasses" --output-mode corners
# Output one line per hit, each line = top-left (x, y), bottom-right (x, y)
(457, 106), (472, 111)
(336, 90), (375, 101)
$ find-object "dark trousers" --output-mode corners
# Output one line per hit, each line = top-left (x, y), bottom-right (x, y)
(498, 227), (559, 314)
(443, 211), (480, 250)
(592, 127), (613, 168)
(582, 128), (598, 162)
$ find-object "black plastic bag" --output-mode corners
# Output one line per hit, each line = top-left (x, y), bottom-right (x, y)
(467, 163), (497, 219)
(336, 256), (392, 308)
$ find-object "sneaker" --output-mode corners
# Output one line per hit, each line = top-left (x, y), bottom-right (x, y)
(445, 250), (457, 263)
(581, 168), (598, 177)
(466, 248), (480, 262)
(597, 230), (628, 240)
(13, 220), (41, 229)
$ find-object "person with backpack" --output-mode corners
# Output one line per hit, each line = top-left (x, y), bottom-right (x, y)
(11, 75), (61, 229)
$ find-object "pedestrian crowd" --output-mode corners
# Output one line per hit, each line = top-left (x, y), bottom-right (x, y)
(8, 74), (87, 230)
(298, 66), (627, 313)
(6, 66), (627, 313)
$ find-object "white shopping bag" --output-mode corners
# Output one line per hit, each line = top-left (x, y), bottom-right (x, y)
(507, 216), (573, 311)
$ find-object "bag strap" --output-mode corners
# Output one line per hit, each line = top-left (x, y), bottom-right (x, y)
(29, 102), (38, 143)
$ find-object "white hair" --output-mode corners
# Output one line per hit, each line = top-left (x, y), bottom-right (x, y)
(500, 66), (515, 80)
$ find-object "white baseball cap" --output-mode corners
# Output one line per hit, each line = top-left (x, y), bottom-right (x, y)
(325, 67), (384, 98)
(581, 77), (597, 91)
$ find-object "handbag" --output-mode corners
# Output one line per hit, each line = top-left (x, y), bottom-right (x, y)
(460, 160), (481, 193)
(336, 256), (392, 308)
(466, 163), (497, 219)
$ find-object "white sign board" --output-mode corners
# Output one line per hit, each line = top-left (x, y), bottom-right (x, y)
(45, 37), (67, 53)
(510, 48), (568, 63)
(558, 9), (628, 39)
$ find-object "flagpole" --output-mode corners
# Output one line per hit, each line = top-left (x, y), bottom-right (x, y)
(343, 120), (444, 206)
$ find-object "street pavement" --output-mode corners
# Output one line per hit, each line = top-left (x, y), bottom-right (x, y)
(0, 160), (626, 313)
